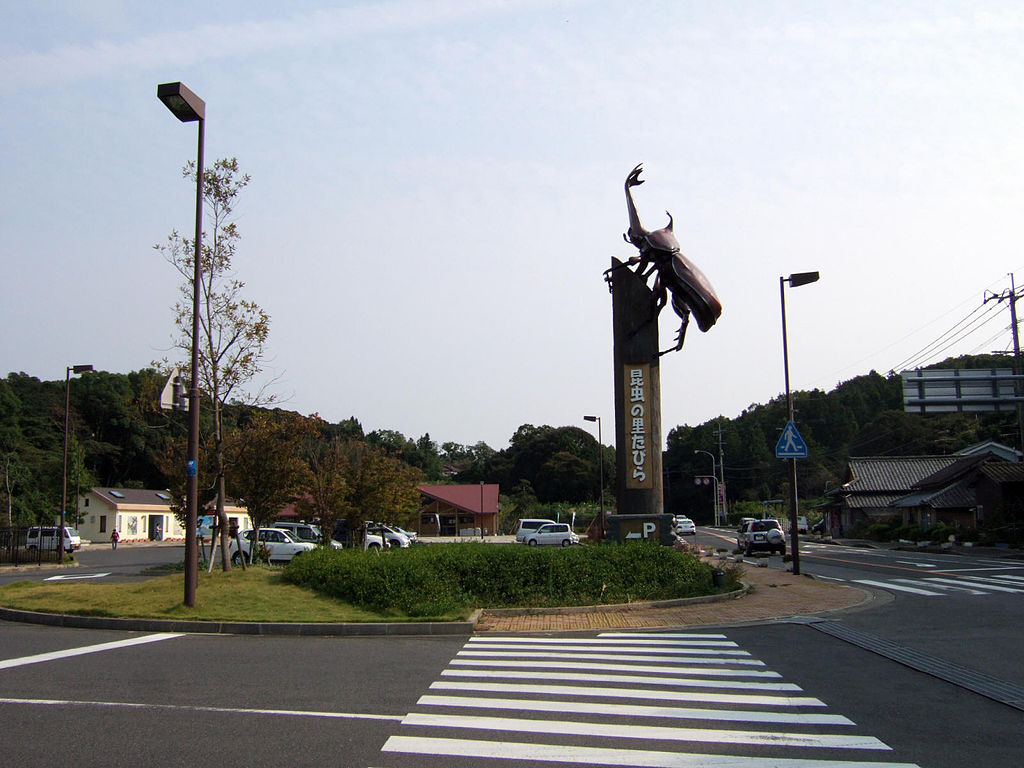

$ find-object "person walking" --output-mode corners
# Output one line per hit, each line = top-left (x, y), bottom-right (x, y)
(110, 529), (120, 550)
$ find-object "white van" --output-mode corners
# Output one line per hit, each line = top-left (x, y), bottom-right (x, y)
(514, 518), (556, 543)
(26, 526), (81, 552)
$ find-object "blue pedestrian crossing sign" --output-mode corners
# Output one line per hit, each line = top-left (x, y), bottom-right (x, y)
(776, 420), (809, 459)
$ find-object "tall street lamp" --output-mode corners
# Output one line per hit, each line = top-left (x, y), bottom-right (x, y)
(780, 270), (819, 576)
(693, 449), (717, 525)
(158, 81), (205, 607)
(61, 364), (92, 564)
(583, 415), (605, 539)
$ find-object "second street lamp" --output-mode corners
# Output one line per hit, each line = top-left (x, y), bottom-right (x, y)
(158, 81), (205, 607)
(780, 270), (819, 576)
(694, 449), (718, 525)
(60, 364), (92, 564)
(583, 415), (605, 539)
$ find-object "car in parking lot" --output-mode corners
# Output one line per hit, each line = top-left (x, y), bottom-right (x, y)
(736, 518), (786, 556)
(514, 518), (557, 543)
(272, 521), (342, 548)
(674, 516), (696, 536)
(26, 526), (81, 552)
(229, 528), (316, 564)
(523, 522), (579, 547)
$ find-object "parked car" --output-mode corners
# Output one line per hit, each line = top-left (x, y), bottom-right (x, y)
(796, 516), (809, 534)
(272, 521), (342, 548)
(364, 523), (410, 549)
(229, 528), (315, 564)
(514, 518), (556, 543)
(387, 525), (418, 543)
(736, 519), (786, 556)
(26, 526), (81, 552)
(811, 518), (826, 535)
(523, 522), (579, 547)
(674, 516), (696, 536)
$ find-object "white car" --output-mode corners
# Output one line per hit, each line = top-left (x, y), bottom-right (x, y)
(229, 528), (315, 564)
(524, 522), (579, 547)
(388, 525), (418, 543)
(363, 523), (410, 550)
(674, 517), (696, 536)
(26, 526), (81, 552)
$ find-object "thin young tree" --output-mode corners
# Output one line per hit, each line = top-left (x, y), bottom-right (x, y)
(156, 157), (274, 570)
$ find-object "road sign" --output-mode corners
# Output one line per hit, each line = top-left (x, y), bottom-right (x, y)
(775, 420), (809, 459)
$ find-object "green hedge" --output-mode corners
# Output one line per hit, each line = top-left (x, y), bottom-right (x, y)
(283, 542), (734, 618)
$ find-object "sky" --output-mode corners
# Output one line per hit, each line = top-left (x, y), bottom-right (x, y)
(3, 0), (1024, 451)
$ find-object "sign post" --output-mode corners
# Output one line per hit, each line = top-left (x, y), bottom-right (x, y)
(776, 420), (808, 573)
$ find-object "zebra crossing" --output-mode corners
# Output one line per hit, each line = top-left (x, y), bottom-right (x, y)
(373, 632), (920, 767)
(846, 572), (1024, 597)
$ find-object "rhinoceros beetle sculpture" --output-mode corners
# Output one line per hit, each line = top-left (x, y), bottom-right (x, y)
(606, 164), (722, 355)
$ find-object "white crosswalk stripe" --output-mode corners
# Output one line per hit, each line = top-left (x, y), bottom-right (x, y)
(370, 632), (922, 767)
(846, 573), (1024, 598)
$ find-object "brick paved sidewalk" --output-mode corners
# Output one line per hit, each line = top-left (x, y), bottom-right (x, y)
(474, 560), (871, 633)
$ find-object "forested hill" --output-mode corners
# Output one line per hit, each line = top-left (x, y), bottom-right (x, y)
(1, 355), (1018, 526)
(663, 354), (1020, 519)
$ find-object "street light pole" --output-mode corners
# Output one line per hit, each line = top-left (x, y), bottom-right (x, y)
(60, 364), (92, 564)
(583, 415), (605, 539)
(158, 81), (205, 607)
(694, 449), (718, 524)
(780, 271), (819, 576)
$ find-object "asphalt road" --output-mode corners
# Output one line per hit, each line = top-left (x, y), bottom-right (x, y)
(2, 619), (1020, 767)
(3, 535), (1024, 766)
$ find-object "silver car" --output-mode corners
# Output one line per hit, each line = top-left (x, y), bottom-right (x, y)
(524, 522), (580, 547)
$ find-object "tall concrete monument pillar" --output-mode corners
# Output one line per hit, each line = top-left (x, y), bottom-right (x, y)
(610, 256), (663, 517)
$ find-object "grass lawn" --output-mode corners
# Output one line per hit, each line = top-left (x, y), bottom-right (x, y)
(0, 567), (426, 623)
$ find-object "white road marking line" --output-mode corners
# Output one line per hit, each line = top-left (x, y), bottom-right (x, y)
(43, 573), (111, 581)
(430, 680), (826, 707)
(891, 579), (985, 595)
(927, 576), (1024, 593)
(460, 651), (765, 663)
(381, 736), (922, 767)
(895, 561), (935, 568)
(0, 633), (183, 671)
(459, 644), (751, 657)
(441, 668), (800, 691)
(401, 713), (888, 750)
(937, 566), (1024, 573)
(597, 632), (729, 640)
(852, 579), (942, 596)
(451, 658), (774, 677)
(416, 694), (855, 726)
(989, 574), (1024, 583)
(0, 697), (404, 721)
(468, 636), (738, 647)
(448, 663), (774, 679)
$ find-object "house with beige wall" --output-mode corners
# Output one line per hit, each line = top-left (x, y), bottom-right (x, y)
(77, 487), (251, 544)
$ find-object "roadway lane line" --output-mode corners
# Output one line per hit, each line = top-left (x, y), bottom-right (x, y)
(459, 644), (752, 657)
(416, 694), (856, 725)
(380, 736), (923, 767)
(400, 713), (889, 750)
(0, 697), (403, 721)
(440, 668), (801, 691)
(0, 633), (183, 671)
(852, 579), (942, 596)
(429, 680), (826, 707)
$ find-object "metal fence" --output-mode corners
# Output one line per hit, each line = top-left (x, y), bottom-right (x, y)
(0, 527), (65, 566)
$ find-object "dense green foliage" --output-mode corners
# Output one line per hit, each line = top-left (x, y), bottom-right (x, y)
(2, 354), (1016, 529)
(283, 542), (733, 618)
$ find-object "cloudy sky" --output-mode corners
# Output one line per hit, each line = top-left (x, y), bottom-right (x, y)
(3, 1), (1024, 450)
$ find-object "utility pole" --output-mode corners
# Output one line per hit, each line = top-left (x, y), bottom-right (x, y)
(714, 424), (727, 525)
(983, 273), (1024, 452)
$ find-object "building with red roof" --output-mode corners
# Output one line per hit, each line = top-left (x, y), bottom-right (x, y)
(417, 484), (499, 537)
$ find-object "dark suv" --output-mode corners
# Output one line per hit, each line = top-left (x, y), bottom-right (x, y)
(736, 519), (786, 556)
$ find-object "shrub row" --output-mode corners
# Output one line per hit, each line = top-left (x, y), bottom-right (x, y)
(282, 542), (734, 619)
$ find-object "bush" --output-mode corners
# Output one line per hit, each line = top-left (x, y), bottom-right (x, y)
(283, 542), (729, 619)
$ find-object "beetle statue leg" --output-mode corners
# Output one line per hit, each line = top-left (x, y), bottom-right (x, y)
(660, 309), (691, 356)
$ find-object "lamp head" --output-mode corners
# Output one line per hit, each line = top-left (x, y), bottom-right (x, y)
(157, 82), (205, 122)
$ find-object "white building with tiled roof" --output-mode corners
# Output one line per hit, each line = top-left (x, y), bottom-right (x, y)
(77, 488), (251, 544)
